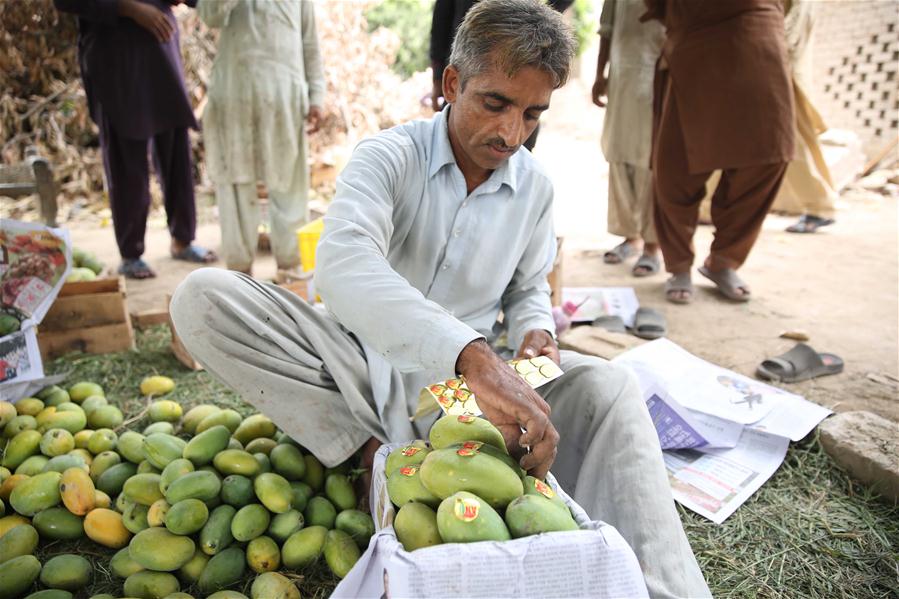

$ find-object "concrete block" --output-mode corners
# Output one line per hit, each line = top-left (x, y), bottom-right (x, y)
(819, 411), (899, 502)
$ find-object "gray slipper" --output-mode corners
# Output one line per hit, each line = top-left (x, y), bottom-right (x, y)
(756, 343), (844, 383)
(665, 273), (693, 304)
(632, 254), (660, 277)
(698, 266), (751, 302)
(603, 241), (638, 264)
(632, 307), (666, 339)
(592, 315), (627, 333)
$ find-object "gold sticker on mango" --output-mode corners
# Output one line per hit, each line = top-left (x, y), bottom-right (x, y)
(456, 447), (477, 457)
(401, 446), (422, 457)
(461, 441), (483, 451)
(437, 394), (454, 409)
(534, 479), (555, 499)
(429, 384), (447, 395)
(453, 389), (471, 401)
(457, 414), (475, 424)
(454, 496), (480, 522)
(399, 466), (418, 476)
(446, 379), (463, 390)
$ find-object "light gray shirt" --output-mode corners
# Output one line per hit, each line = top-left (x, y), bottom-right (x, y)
(316, 107), (556, 438)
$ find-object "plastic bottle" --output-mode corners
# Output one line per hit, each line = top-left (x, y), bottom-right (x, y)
(551, 300), (580, 335)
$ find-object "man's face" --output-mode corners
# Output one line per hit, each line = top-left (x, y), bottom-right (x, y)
(443, 59), (555, 178)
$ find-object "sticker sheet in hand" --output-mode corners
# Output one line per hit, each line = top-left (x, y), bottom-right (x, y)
(421, 355), (564, 417)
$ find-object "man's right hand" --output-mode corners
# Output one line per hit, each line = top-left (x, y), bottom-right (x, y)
(591, 73), (608, 108)
(455, 340), (559, 480)
(119, 0), (175, 43)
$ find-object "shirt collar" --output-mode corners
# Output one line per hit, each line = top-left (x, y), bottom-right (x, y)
(428, 106), (519, 195)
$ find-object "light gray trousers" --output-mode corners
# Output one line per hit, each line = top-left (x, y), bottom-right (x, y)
(171, 268), (711, 598)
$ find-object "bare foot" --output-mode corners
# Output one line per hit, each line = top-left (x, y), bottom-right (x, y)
(665, 272), (693, 304)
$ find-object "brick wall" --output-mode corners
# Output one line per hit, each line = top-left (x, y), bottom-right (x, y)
(810, 0), (898, 158)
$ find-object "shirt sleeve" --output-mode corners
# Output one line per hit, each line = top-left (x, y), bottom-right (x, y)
(196, 0), (239, 28)
(314, 134), (483, 374)
(53, 0), (120, 24)
(301, 0), (326, 108)
(501, 179), (557, 352)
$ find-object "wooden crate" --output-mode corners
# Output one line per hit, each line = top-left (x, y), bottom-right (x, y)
(38, 277), (135, 359)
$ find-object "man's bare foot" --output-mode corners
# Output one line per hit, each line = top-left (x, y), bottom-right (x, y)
(665, 271), (693, 304)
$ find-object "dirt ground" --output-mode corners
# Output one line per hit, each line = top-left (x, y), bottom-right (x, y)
(63, 62), (898, 424)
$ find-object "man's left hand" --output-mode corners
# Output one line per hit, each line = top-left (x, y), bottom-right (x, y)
(516, 329), (560, 366)
(306, 105), (323, 134)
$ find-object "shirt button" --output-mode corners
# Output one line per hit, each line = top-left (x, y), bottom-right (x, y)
(442, 263), (449, 270)
(453, 229), (461, 237)
(461, 201), (468, 208)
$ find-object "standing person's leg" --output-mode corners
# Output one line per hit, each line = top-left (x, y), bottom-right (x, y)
(216, 182), (259, 274)
(651, 69), (712, 303)
(700, 162), (787, 300)
(632, 163), (661, 277)
(541, 351), (711, 598)
(98, 110), (155, 279)
(267, 146), (309, 271)
(604, 162), (643, 265)
(170, 268), (385, 466)
(151, 127), (216, 263)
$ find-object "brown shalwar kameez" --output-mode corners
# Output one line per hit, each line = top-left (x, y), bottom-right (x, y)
(646, 0), (795, 274)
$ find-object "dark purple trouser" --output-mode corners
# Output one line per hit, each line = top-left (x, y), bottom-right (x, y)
(98, 111), (197, 260)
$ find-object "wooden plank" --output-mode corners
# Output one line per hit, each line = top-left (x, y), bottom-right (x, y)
(56, 277), (122, 297)
(41, 292), (127, 330)
(130, 309), (170, 329)
(167, 294), (203, 371)
(38, 322), (135, 360)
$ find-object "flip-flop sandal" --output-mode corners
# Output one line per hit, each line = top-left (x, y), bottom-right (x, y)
(698, 266), (751, 302)
(632, 254), (660, 277)
(631, 307), (666, 340)
(171, 245), (218, 264)
(756, 343), (844, 383)
(786, 214), (835, 234)
(118, 258), (156, 280)
(603, 242), (638, 264)
(592, 314), (627, 333)
(664, 273), (693, 304)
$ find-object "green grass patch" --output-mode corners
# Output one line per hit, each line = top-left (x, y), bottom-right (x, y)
(44, 327), (899, 598)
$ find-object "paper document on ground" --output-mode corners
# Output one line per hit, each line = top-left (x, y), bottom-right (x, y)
(663, 429), (789, 524)
(748, 393), (832, 441)
(561, 287), (639, 327)
(645, 386), (743, 450)
(0, 327), (43, 386)
(615, 339), (802, 425)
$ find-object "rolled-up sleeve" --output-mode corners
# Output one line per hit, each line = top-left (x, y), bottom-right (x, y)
(301, 0), (326, 108)
(315, 134), (482, 374)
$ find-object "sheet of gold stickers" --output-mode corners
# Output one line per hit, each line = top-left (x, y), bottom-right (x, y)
(413, 355), (564, 420)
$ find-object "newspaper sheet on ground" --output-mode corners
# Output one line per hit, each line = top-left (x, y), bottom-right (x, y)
(332, 443), (649, 599)
(663, 429), (790, 524)
(561, 287), (639, 328)
(645, 385), (743, 450)
(0, 220), (72, 393)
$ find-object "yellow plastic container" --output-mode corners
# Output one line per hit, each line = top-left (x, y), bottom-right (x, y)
(297, 218), (324, 272)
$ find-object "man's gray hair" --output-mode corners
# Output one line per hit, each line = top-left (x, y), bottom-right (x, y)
(448, 0), (576, 88)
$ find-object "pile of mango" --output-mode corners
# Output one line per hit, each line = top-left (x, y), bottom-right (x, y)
(386, 414), (581, 552)
(0, 377), (373, 599)
(66, 247), (104, 283)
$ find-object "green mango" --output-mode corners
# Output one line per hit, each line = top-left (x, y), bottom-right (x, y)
(96, 462), (138, 496)
(40, 429), (74, 457)
(301, 454), (324, 491)
(323, 529), (360, 579)
(128, 527), (196, 571)
(200, 505), (236, 556)
(122, 501), (151, 534)
(38, 410), (87, 435)
(429, 414), (507, 452)
(250, 572), (300, 599)
(231, 504), (270, 542)
(68, 382), (104, 402)
(181, 405), (220, 435)
(289, 481), (313, 512)
(142, 434), (187, 470)
(123, 570), (180, 599)
(123, 473), (164, 505)
(0, 555), (42, 599)
(89, 450), (121, 481)
(23, 590), (73, 599)
(232, 414), (276, 446)
(117, 432), (147, 464)
(142, 421), (175, 436)
(419, 446), (523, 509)
(3, 415), (37, 439)
(195, 409), (242, 435)
(182, 425), (231, 466)
(394, 502), (442, 551)
(159, 458), (195, 495)
(212, 449), (260, 477)
(436, 491), (510, 543)
(110, 547), (145, 578)
(244, 437), (277, 456)
(246, 535), (280, 573)
(207, 592), (249, 599)
(269, 444), (306, 481)
(386, 465), (440, 508)
(165, 499), (209, 535)
(32, 507), (84, 540)
(86, 429), (117, 455)
(10, 470), (62, 515)
(178, 548), (209, 584)
(281, 525), (327, 570)
(164, 470), (221, 504)
(303, 496), (336, 529)
(253, 452), (272, 474)
(253, 472), (292, 514)
(324, 474), (356, 511)
(385, 444), (431, 476)
(504, 494), (579, 538)
(86, 405), (123, 430)
(15, 455), (49, 476)
(2, 430), (42, 469)
(79, 395), (108, 417)
(335, 509), (375, 549)
(267, 509), (304, 543)
(36, 385), (70, 406)
(197, 546), (245, 594)
(220, 475), (254, 508)
(148, 400), (182, 423)
(0, 523), (38, 563)
(522, 475), (569, 509)
(39, 554), (91, 591)
(41, 454), (88, 474)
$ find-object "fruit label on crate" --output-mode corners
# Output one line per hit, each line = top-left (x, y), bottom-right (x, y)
(453, 496), (480, 522)
(416, 355), (564, 418)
